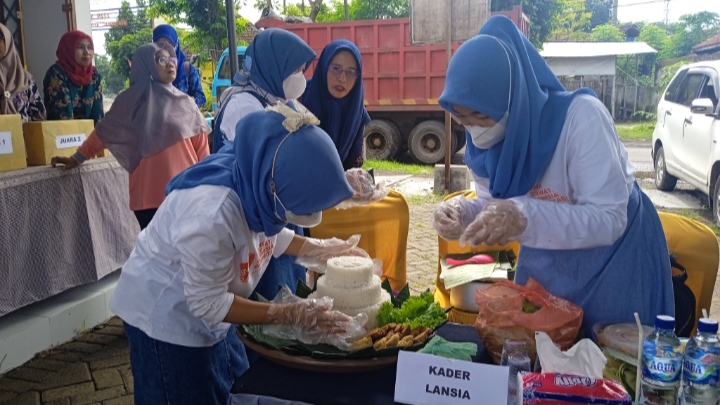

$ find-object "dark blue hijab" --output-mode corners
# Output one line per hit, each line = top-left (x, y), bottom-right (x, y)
(439, 15), (596, 199)
(241, 28), (316, 99)
(166, 109), (353, 237)
(302, 40), (371, 162)
(153, 24), (187, 88)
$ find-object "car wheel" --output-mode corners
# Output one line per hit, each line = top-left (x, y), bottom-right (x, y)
(654, 146), (677, 191)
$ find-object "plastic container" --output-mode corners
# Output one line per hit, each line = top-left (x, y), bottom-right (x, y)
(502, 340), (531, 405)
(593, 322), (654, 365)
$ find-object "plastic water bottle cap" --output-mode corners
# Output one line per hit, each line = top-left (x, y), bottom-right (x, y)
(698, 318), (719, 334)
(655, 315), (675, 330)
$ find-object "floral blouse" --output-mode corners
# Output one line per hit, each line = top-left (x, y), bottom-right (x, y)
(10, 78), (46, 122)
(176, 63), (206, 109)
(42, 64), (104, 124)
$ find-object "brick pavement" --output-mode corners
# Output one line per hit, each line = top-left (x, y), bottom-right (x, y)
(0, 198), (442, 405)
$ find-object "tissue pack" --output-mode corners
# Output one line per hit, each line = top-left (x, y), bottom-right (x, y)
(520, 372), (632, 405)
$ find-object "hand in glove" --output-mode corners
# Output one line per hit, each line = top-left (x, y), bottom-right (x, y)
(460, 199), (527, 247)
(337, 168), (389, 208)
(266, 298), (353, 334)
(295, 234), (369, 273)
(431, 195), (470, 241)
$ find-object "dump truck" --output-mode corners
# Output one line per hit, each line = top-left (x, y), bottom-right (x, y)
(217, 6), (530, 163)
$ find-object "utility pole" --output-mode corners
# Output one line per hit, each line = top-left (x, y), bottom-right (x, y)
(664, 0), (670, 27)
(344, 0), (349, 20)
(612, 0), (618, 24)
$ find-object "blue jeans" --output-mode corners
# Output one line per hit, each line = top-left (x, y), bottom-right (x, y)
(124, 322), (249, 405)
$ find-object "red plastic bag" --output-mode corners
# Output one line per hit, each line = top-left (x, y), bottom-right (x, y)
(474, 278), (583, 364)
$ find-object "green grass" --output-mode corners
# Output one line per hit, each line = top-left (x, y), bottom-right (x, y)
(406, 193), (444, 205)
(659, 208), (720, 236)
(363, 158), (434, 176)
(616, 122), (655, 141)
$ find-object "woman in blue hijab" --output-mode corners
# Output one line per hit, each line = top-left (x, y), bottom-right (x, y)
(109, 105), (368, 405)
(153, 24), (206, 108)
(211, 28), (318, 304)
(302, 39), (371, 170)
(212, 28), (316, 153)
(432, 15), (674, 334)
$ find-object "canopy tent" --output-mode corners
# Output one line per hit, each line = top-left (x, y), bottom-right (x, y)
(540, 42), (657, 119)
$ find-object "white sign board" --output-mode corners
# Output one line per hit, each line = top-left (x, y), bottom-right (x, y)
(394, 351), (508, 405)
(56, 134), (87, 149)
(410, 0), (490, 45)
(0, 132), (12, 155)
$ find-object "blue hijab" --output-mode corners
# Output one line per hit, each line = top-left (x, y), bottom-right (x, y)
(240, 28), (316, 99)
(153, 24), (187, 88)
(302, 40), (371, 162)
(166, 109), (353, 237)
(439, 15), (596, 199)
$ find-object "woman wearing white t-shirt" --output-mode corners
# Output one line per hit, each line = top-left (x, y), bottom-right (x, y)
(110, 104), (368, 404)
(432, 15), (674, 334)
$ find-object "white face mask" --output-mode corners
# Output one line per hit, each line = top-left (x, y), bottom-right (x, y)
(282, 71), (307, 100)
(286, 211), (322, 228)
(466, 113), (509, 149)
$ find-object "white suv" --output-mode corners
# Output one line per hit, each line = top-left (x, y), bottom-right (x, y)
(652, 60), (720, 225)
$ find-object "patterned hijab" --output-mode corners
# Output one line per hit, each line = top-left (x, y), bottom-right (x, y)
(0, 23), (31, 114)
(55, 31), (94, 87)
(95, 42), (210, 173)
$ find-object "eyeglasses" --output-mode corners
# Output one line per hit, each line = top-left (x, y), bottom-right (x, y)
(155, 56), (178, 67)
(328, 64), (358, 80)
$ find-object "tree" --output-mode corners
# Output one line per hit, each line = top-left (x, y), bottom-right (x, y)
(662, 11), (720, 58)
(104, 1), (152, 87)
(255, 0), (326, 21)
(585, 0), (611, 28)
(589, 23), (624, 41)
(351, 0), (408, 19)
(638, 24), (668, 53)
(148, 0), (231, 51)
(550, 0), (592, 41)
(490, 0), (562, 48)
(94, 54), (126, 97)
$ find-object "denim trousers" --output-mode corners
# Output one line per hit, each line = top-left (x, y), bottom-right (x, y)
(124, 322), (249, 405)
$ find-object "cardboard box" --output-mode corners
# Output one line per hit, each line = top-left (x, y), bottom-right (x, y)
(23, 120), (94, 166)
(0, 115), (27, 173)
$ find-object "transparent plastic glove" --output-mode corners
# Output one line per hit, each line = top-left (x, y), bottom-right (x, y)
(295, 234), (369, 273)
(336, 168), (389, 209)
(459, 199), (527, 247)
(264, 287), (368, 350)
(431, 195), (469, 241)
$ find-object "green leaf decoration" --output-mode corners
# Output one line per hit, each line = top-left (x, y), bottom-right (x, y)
(295, 278), (315, 299)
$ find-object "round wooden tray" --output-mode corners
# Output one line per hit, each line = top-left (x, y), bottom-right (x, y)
(238, 333), (398, 374)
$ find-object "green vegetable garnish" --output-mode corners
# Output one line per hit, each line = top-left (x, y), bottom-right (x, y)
(377, 291), (446, 329)
(522, 298), (540, 314)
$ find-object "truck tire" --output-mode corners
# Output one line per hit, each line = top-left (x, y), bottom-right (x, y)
(654, 145), (677, 191)
(454, 130), (467, 153)
(408, 120), (457, 165)
(364, 120), (401, 161)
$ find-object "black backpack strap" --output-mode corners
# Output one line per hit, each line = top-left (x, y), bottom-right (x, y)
(244, 90), (268, 108)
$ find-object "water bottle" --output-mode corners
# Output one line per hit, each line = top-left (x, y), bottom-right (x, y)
(501, 340), (531, 405)
(680, 318), (720, 405)
(639, 315), (683, 405)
